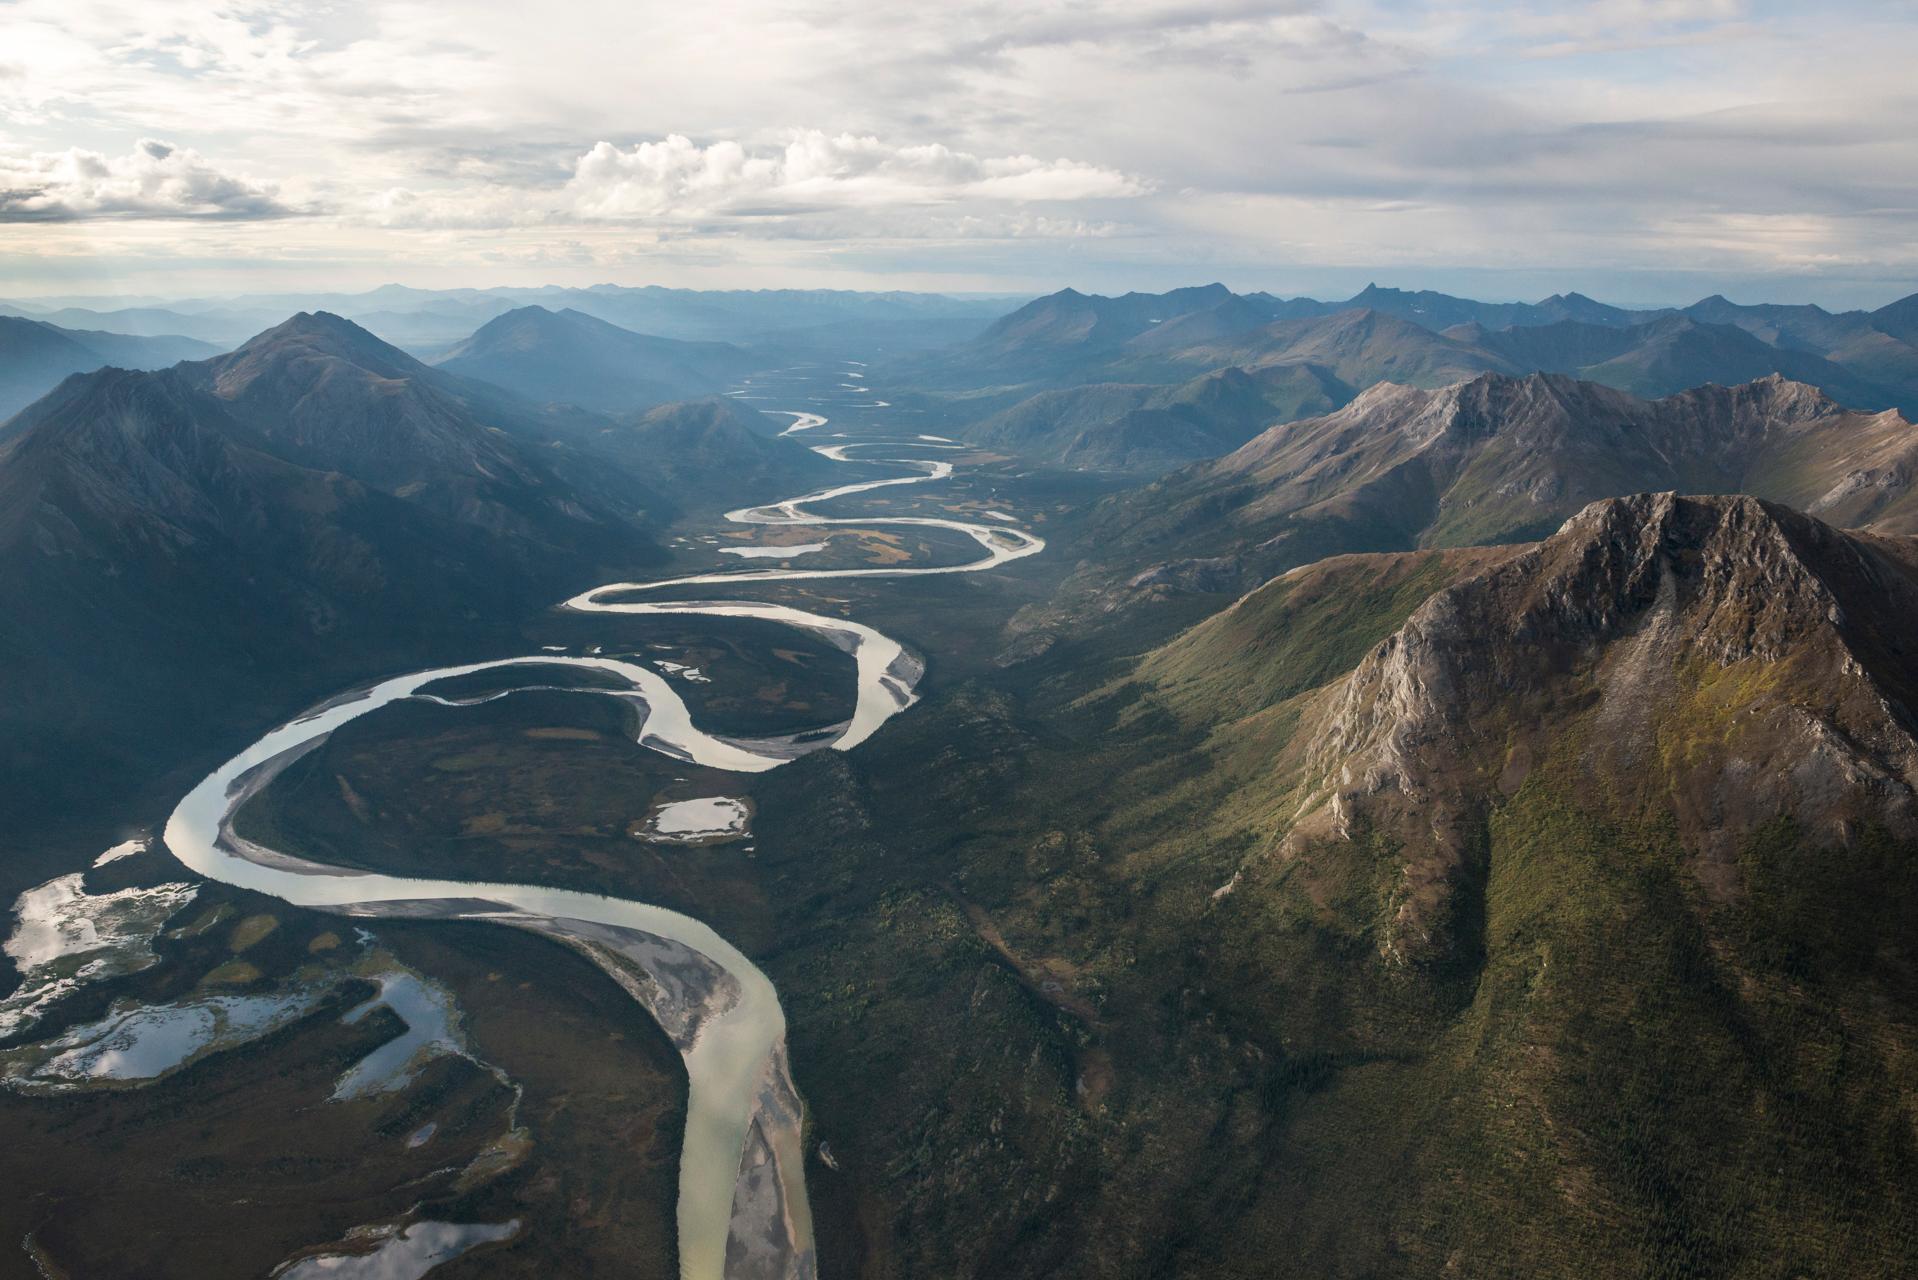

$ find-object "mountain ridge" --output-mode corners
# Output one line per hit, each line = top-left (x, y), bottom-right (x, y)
(434, 304), (754, 412)
(1006, 370), (1918, 655)
(0, 314), (222, 420)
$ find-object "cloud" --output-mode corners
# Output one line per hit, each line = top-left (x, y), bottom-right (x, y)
(2, 1), (1917, 302)
(562, 131), (1149, 220)
(0, 138), (293, 221)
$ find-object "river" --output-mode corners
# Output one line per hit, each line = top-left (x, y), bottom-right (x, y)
(161, 376), (1042, 1280)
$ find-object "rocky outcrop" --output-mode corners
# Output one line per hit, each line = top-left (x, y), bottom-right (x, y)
(1283, 493), (1918, 963)
(1056, 371), (1918, 645)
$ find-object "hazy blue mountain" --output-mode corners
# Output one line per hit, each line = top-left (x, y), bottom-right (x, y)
(0, 353), (657, 819)
(1458, 313), (1906, 409)
(1872, 291), (1918, 345)
(0, 316), (222, 419)
(0, 284), (1023, 354)
(899, 286), (1918, 442)
(434, 305), (754, 411)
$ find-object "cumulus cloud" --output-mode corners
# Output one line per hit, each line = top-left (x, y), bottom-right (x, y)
(0, 138), (291, 221)
(562, 131), (1148, 219)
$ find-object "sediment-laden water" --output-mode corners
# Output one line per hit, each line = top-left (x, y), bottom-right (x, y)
(160, 375), (1043, 1280)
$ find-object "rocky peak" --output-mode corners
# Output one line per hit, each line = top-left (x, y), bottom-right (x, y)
(1397, 371), (1622, 448)
(229, 309), (410, 362)
(5, 366), (238, 466)
(1675, 371), (1839, 422)
(1282, 493), (1918, 963)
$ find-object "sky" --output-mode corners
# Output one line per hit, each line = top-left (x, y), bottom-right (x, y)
(1, 0), (1915, 308)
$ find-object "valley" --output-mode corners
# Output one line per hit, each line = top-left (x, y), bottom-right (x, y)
(14, 6), (1918, 1276)
(1, 350), (1076, 1279)
(3, 283), (1917, 1280)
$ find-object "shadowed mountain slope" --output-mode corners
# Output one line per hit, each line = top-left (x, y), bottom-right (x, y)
(0, 315), (221, 420)
(0, 313), (706, 826)
(964, 364), (1349, 472)
(595, 397), (840, 511)
(433, 305), (754, 412)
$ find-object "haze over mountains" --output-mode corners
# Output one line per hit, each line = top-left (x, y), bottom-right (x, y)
(0, 316), (221, 419)
(0, 284), (1018, 353)
(434, 305), (755, 412)
(0, 309), (833, 817)
(1001, 369), (1918, 655)
(899, 282), (1918, 475)
(8, 277), (1918, 794)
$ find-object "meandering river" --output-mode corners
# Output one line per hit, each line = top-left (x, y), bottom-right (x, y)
(162, 379), (1042, 1280)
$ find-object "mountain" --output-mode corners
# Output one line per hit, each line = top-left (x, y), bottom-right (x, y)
(1873, 291), (1918, 346)
(965, 364), (1348, 472)
(589, 397), (840, 510)
(896, 292), (1519, 418)
(892, 288), (1918, 490)
(1133, 307), (1513, 387)
(969, 283), (1237, 356)
(0, 316), (221, 419)
(0, 312), (734, 824)
(895, 285), (1918, 430)
(1096, 290), (1285, 355)
(1270, 492), (1918, 951)
(1033, 372), (1918, 636)
(1341, 283), (1546, 332)
(900, 284), (1271, 387)
(2, 285), (1022, 353)
(531, 284), (1018, 351)
(0, 358), (654, 823)
(943, 284), (1656, 387)
(1337, 283), (1656, 331)
(1680, 293), (1871, 352)
(433, 305), (754, 411)
(0, 305), (252, 346)
(1463, 313), (1903, 409)
(166, 311), (653, 555)
(725, 489), (1918, 1279)
(1530, 290), (1651, 326)
(1069, 492), (1918, 1271)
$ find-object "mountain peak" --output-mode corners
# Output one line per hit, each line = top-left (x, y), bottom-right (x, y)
(1288, 490), (1918, 962)
(435, 303), (748, 411)
(222, 309), (420, 381)
(253, 309), (388, 345)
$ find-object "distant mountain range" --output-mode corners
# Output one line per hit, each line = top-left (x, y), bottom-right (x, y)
(0, 315), (221, 420)
(903, 283), (1918, 473)
(966, 364), (1346, 471)
(0, 284), (1020, 353)
(1008, 371), (1918, 650)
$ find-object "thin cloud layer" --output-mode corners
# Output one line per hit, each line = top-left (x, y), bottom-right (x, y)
(0, 0), (1914, 301)
(564, 132), (1148, 219)
(0, 139), (290, 222)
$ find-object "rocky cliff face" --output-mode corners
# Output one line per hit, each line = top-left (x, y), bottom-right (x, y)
(1052, 372), (1918, 641)
(1283, 493), (1918, 963)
